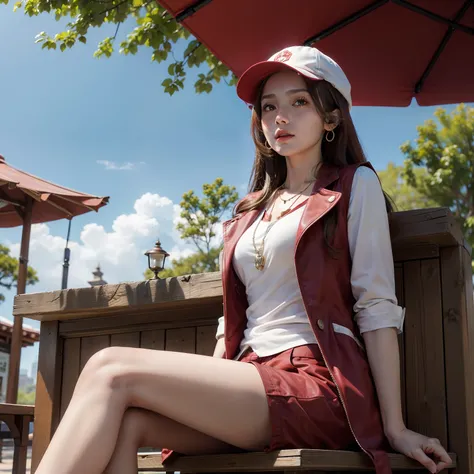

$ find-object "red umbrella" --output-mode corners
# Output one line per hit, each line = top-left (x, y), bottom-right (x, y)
(159, 0), (474, 106)
(0, 154), (109, 402)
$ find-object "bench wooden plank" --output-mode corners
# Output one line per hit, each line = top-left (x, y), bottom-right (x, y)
(441, 246), (474, 474)
(197, 325), (218, 356)
(140, 329), (165, 350)
(31, 321), (63, 473)
(389, 208), (464, 249)
(0, 404), (34, 417)
(111, 331), (140, 348)
(136, 449), (457, 472)
(60, 338), (80, 418)
(165, 327), (196, 353)
(403, 259), (447, 446)
(79, 335), (109, 371)
(13, 272), (223, 322)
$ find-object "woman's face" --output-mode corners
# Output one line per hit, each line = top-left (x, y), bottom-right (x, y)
(260, 71), (327, 159)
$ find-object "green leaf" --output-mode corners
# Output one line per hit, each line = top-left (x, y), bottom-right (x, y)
(12, 0), (235, 97)
(398, 104), (474, 267)
(0, 244), (39, 303)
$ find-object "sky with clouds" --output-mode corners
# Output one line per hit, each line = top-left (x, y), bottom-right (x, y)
(0, 5), (467, 374)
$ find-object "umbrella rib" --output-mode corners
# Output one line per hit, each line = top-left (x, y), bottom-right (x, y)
(0, 189), (24, 208)
(54, 194), (98, 212)
(176, 0), (213, 22)
(392, 0), (474, 36)
(304, 0), (389, 45)
(22, 189), (73, 218)
(414, 0), (474, 94)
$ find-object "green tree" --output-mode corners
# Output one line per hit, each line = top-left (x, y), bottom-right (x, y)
(2, 0), (235, 96)
(17, 387), (35, 404)
(378, 162), (438, 211)
(400, 103), (474, 266)
(0, 244), (39, 303)
(145, 178), (239, 279)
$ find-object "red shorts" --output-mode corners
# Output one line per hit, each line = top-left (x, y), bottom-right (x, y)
(161, 344), (354, 464)
(241, 343), (354, 452)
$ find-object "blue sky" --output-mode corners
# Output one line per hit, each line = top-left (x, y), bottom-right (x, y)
(0, 5), (464, 373)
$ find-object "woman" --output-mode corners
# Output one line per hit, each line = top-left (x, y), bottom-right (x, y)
(34, 46), (451, 474)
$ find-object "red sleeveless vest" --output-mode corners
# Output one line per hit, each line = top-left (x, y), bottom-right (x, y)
(220, 162), (392, 473)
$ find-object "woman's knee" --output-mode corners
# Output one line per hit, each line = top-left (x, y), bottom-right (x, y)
(79, 346), (128, 391)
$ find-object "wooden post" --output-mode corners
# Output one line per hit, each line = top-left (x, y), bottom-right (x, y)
(31, 321), (63, 473)
(7, 196), (33, 404)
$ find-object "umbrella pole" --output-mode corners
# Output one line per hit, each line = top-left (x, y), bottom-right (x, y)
(6, 196), (33, 404)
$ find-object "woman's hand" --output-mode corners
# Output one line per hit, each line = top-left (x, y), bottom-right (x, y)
(388, 427), (452, 473)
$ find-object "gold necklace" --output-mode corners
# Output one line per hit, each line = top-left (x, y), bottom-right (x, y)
(277, 181), (314, 218)
(279, 180), (314, 204)
(252, 185), (311, 271)
(252, 200), (278, 271)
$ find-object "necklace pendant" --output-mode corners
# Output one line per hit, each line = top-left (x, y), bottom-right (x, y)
(255, 252), (266, 271)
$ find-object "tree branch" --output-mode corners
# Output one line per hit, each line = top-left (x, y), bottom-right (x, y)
(97, 0), (129, 16)
(112, 21), (121, 40)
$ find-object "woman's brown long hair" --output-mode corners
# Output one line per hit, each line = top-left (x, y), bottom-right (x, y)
(234, 76), (394, 254)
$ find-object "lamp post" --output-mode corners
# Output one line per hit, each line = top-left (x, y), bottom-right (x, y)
(145, 239), (170, 279)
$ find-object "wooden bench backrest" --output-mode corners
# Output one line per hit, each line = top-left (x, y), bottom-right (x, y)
(13, 208), (474, 474)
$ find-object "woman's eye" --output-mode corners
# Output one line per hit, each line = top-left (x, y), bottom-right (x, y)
(294, 98), (308, 106)
(262, 103), (275, 112)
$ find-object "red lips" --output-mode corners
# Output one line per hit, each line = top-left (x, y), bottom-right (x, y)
(275, 129), (294, 139)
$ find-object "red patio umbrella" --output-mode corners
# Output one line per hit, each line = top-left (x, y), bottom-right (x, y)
(0, 154), (109, 403)
(158, 0), (474, 106)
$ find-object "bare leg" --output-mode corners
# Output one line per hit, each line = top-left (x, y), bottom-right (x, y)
(35, 347), (271, 474)
(104, 407), (240, 474)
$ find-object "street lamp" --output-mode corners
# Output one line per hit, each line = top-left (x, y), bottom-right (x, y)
(145, 239), (170, 279)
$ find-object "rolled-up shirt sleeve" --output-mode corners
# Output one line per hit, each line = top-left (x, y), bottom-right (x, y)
(216, 316), (225, 340)
(348, 166), (405, 334)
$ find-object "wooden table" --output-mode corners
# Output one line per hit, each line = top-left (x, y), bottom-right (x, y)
(14, 208), (474, 473)
(0, 403), (34, 474)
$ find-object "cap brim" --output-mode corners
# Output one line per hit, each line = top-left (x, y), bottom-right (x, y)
(236, 61), (321, 105)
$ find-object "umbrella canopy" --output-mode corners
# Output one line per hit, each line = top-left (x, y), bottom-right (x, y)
(0, 154), (109, 403)
(0, 155), (108, 227)
(159, 0), (474, 106)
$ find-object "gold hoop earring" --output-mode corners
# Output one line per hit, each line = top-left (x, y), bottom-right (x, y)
(264, 140), (272, 150)
(325, 130), (335, 142)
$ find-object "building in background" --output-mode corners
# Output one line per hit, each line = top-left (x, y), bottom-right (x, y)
(0, 317), (39, 402)
(88, 265), (107, 287)
(30, 360), (38, 385)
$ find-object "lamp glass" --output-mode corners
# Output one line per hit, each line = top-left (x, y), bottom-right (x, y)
(149, 253), (165, 270)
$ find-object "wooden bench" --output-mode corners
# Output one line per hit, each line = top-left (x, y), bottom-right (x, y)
(137, 448), (457, 472)
(0, 403), (34, 474)
(14, 208), (474, 473)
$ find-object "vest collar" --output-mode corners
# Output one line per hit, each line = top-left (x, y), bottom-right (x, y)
(222, 163), (342, 273)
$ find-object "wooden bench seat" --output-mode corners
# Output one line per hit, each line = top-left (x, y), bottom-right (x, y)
(16, 208), (473, 474)
(0, 403), (34, 474)
(137, 448), (457, 472)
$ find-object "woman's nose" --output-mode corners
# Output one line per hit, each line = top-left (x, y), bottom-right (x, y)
(276, 112), (289, 125)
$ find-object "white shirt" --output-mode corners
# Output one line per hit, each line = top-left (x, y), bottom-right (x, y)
(216, 166), (405, 357)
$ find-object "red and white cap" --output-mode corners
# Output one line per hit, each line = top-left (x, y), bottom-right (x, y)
(236, 46), (352, 108)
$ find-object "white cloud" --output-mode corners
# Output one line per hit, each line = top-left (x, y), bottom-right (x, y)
(5, 192), (200, 295)
(97, 160), (145, 171)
